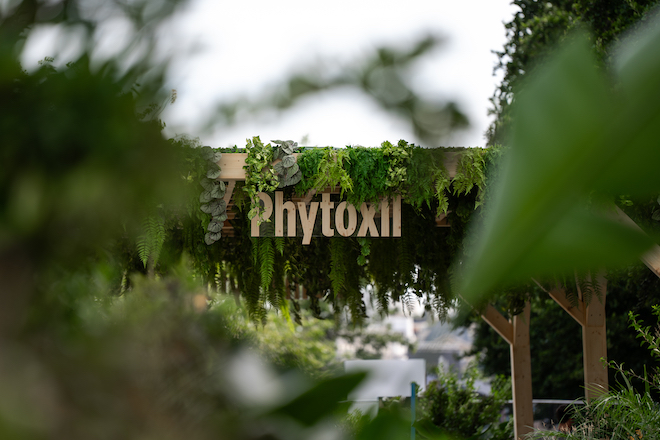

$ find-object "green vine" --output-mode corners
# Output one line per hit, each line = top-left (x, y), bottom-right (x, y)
(244, 137), (303, 223)
(382, 140), (412, 190)
(244, 136), (279, 222)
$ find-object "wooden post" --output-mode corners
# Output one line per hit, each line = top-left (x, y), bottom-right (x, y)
(582, 273), (608, 401)
(511, 303), (534, 439)
(481, 303), (533, 439)
(543, 275), (608, 403)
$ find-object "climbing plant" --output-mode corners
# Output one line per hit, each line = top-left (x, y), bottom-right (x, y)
(119, 139), (496, 324)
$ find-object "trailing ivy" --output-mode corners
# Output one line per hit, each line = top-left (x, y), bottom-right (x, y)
(244, 136), (279, 222)
(198, 146), (228, 245)
(272, 140), (303, 188)
(244, 137), (303, 223)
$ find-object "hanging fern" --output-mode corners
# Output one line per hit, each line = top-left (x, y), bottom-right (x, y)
(357, 237), (371, 266)
(136, 215), (166, 274)
(311, 148), (353, 196)
(453, 148), (486, 208)
(434, 168), (451, 216)
(330, 238), (347, 298)
(259, 237), (275, 292)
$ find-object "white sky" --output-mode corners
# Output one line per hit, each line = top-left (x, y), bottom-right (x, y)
(161, 0), (517, 148)
(20, 0), (518, 149)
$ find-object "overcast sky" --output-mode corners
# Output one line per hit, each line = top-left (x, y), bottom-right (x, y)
(20, 0), (517, 149)
(160, 0), (517, 148)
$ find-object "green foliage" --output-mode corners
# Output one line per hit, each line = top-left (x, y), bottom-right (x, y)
(417, 364), (513, 440)
(488, 0), (660, 144)
(136, 215), (166, 274)
(244, 136), (279, 222)
(470, 262), (660, 400)
(330, 238), (348, 298)
(453, 148), (487, 209)
(196, 146), (227, 245)
(272, 140), (303, 188)
(297, 147), (354, 197)
(527, 307), (660, 440)
(459, 17), (660, 303)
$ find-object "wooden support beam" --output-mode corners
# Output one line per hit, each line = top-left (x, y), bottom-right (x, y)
(612, 206), (660, 279)
(540, 275), (609, 402)
(217, 151), (461, 182)
(547, 287), (586, 327)
(481, 304), (513, 345)
(223, 180), (236, 206)
(510, 303), (534, 440)
(582, 273), (608, 402)
(481, 303), (533, 439)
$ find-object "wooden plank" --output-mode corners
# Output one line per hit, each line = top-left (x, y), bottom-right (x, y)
(217, 151), (461, 181)
(357, 202), (379, 237)
(612, 206), (660, 278)
(217, 153), (300, 180)
(547, 287), (586, 327)
(335, 201), (358, 237)
(297, 202), (319, 245)
(320, 193), (334, 237)
(481, 305), (513, 345)
(250, 192), (273, 237)
(392, 195), (402, 237)
(613, 207), (660, 276)
(380, 198), (390, 237)
(443, 151), (460, 179)
(511, 302), (534, 440)
(222, 180), (236, 206)
(583, 273), (608, 402)
(275, 191), (296, 237)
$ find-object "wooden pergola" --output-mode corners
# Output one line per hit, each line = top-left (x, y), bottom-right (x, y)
(215, 152), (660, 439)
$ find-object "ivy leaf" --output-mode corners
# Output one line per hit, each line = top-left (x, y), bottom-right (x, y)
(285, 162), (299, 177)
(214, 211), (228, 222)
(207, 220), (223, 232)
(204, 231), (222, 245)
(206, 167), (221, 179)
(212, 150), (222, 162)
(199, 190), (212, 203)
(199, 178), (214, 190)
(210, 181), (226, 198)
(201, 146), (214, 160)
(210, 200), (227, 217)
(273, 161), (285, 174)
(282, 154), (296, 168)
(200, 203), (213, 214)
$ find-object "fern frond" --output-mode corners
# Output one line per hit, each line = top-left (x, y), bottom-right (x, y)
(330, 238), (347, 297)
(136, 215), (166, 270)
(274, 237), (285, 255)
(260, 237), (275, 292)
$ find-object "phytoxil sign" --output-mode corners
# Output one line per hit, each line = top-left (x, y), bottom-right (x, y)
(251, 192), (401, 244)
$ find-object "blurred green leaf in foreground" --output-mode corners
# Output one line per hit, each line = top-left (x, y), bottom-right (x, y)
(458, 8), (660, 303)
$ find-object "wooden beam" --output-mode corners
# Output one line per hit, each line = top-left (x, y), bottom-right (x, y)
(510, 302), (534, 440)
(217, 151), (461, 181)
(582, 273), (608, 402)
(480, 302), (533, 439)
(612, 206), (660, 279)
(547, 287), (586, 327)
(222, 180), (236, 206)
(481, 305), (513, 345)
(538, 274), (608, 402)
